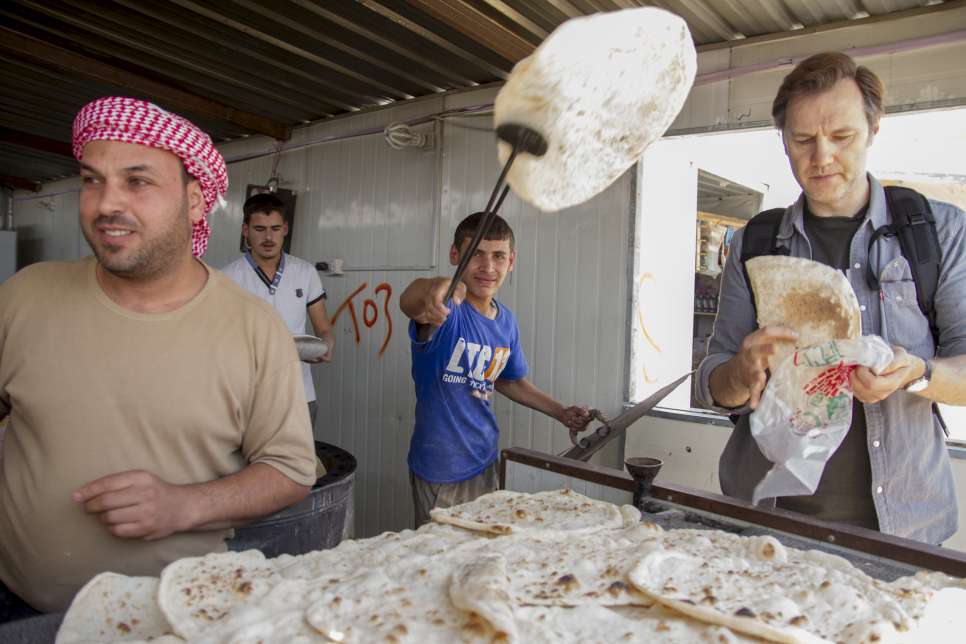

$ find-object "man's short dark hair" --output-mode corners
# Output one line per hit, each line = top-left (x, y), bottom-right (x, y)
(453, 212), (515, 252)
(772, 52), (884, 132)
(243, 193), (286, 225)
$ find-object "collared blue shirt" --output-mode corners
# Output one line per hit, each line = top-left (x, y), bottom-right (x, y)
(695, 175), (966, 544)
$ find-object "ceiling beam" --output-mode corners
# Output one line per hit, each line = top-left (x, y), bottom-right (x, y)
(358, 0), (509, 79)
(0, 127), (73, 158)
(0, 175), (41, 192)
(406, 0), (536, 62)
(0, 26), (290, 141)
(481, 0), (548, 41)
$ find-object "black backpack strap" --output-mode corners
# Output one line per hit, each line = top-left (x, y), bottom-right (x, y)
(739, 208), (789, 264)
(868, 186), (942, 347)
(870, 187), (947, 436)
(739, 208), (790, 322)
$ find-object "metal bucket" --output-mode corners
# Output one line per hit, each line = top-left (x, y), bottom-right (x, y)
(227, 441), (356, 558)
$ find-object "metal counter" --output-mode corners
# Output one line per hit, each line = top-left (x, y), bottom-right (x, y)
(500, 446), (966, 581)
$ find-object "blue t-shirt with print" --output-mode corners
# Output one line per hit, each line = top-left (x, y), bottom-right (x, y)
(407, 299), (528, 484)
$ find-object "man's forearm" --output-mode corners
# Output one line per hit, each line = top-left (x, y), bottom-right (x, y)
(920, 355), (966, 405)
(182, 463), (310, 531)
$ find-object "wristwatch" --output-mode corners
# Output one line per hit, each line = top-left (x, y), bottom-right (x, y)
(904, 359), (932, 393)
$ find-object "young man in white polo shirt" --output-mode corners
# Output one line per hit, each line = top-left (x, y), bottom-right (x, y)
(222, 193), (335, 430)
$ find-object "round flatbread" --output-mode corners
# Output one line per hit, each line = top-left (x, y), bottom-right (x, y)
(449, 554), (518, 640)
(294, 334), (329, 361)
(494, 7), (696, 212)
(745, 255), (861, 368)
(56, 573), (171, 644)
(157, 549), (280, 640)
(429, 489), (624, 535)
(627, 531), (915, 644)
(305, 556), (506, 644)
(498, 523), (663, 607)
(515, 604), (756, 643)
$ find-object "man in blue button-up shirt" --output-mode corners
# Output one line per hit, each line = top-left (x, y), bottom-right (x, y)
(695, 52), (966, 544)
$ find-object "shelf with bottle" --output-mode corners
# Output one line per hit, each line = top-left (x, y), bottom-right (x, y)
(693, 290), (719, 314)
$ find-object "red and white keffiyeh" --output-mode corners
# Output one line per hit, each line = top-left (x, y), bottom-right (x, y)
(72, 96), (229, 257)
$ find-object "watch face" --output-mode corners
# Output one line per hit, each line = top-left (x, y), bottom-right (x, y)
(906, 377), (928, 393)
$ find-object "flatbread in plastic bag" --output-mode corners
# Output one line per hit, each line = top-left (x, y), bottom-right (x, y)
(751, 337), (893, 504)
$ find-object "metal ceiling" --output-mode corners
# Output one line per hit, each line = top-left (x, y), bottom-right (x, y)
(0, 0), (957, 188)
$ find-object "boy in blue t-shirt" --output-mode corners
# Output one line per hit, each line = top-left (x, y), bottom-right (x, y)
(400, 212), (592, 527)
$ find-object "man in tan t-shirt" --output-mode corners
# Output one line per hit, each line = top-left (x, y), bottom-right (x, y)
(0, 97), (317, 617)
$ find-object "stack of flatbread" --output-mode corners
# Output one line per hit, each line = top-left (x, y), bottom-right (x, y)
(56, 489), (965, 643)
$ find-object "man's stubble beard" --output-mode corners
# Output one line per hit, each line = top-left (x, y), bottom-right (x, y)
(87, 191), (193, 281)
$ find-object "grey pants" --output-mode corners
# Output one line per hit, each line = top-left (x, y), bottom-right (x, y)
(410, 463), (499, 528)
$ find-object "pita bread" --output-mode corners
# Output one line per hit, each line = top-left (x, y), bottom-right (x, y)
(497, 524), (663, 606)
(745, 256), (861, 368)
(304, 556), (506, 643)
(56, 573), (171, 643)
(157, 549), (281, 640)
(620, 503), (643, 527)
(627, 537), (915, 643)
(430, 489), (623, 535)
(494, 7), (695, 212)
(449, 554), (518, 640)
(515, 604), (757, 643)
(190, 579), (318, 644)
(294, 334), (329, 361)
(276, 522), (483, 582)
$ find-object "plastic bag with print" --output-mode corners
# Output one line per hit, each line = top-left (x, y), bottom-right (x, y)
(750, 336), (894, 505)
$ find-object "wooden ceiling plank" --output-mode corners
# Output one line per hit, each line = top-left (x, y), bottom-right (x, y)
(407, 0), (536, 62)
(358, 0), (510, 79)
(0, 174), (41, 192)
(0, 26), (290, 140)
(0, 126), (72, 158)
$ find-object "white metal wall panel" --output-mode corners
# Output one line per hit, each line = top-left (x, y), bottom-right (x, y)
(9, 184), (88, 267)
(672, 6), (966, 134)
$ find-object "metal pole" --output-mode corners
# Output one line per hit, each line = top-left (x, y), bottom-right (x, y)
(443, 148), (518, 303)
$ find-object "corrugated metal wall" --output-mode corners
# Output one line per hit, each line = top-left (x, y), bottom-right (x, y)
(8, 188), (86, 266)
(201, 86), (634, 537)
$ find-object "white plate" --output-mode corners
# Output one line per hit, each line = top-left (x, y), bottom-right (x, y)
(293, 334), (329, 361)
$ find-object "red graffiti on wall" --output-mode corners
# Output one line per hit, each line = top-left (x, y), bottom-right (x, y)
(330, 282), (393, 356)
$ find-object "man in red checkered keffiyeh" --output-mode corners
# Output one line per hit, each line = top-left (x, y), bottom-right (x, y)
(72, 96), (228, 258)
(0, 100), (317, 618)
